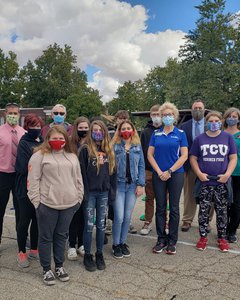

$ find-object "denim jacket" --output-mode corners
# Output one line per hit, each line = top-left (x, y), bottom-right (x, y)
(114, 141), (145, 186)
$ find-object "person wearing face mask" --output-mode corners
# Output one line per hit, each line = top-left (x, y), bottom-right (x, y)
(111, 121), (145, 258)
(223, 108), (240, 243)
(27, 125), (84, 285)
(79, 120), (116, 272)
(15, 114), (44, 268)
(148, 102), (188, 255)
(41, 104), (72, 138)
(139, 105), (161, 235)
(0, 103), (25, 247)
(179, 99), (214, 233)
(190, 111), (237, 252)
(67, 116), (90, 260)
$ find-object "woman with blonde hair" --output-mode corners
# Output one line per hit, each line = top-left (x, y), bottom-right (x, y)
(148, 102), (188, 255)
(111, 120), (145, 258)
(223, 107), (240, 243)
(27, 125), (84, 285)
(79, 120), (116, 271)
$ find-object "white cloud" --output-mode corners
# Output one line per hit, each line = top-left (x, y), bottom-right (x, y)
(0, 0), (187, 103)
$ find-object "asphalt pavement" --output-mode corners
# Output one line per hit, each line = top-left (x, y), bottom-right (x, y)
(1, 195), (240, 300)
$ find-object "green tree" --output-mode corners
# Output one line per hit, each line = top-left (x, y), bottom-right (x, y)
(20, 43), (88, 107)
(60, 88), (103, 124)
(0, 50), (20, 107)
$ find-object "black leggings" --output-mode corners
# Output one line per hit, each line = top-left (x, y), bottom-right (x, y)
(17, 196), (38, 252)
(152, 172), (184, 245)
(69, 201), (84, 248)
(228, 176), (240, 234)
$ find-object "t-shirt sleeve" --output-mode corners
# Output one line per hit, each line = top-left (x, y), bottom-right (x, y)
(180, 131), (188, 148)
(149, 132), (156, 147)
(228, 134), (238, 155)
(189, 136), (200, 157)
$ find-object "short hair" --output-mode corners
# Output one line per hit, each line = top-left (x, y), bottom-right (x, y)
(223, 107), (240, 129)
(5, 102), (20, 112)
(23, 113), (44, 130)
(159, 102), (179, 123)
(192, 99), (205, 106)
(115, 110), (129, 120)
(205, 111), (222, 121)
(52, 104), (66, 113)
(150, 104), (160, 113)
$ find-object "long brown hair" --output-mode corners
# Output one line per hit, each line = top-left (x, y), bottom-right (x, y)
(82, 120), (115, 175)
(70, 116), (90, 154)
(34, 125), (73, 154)
(112, 120), (140, 145)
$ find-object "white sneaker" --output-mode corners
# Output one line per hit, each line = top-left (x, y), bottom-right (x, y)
(77, 245), (85, 256)
(67, 248), (78, 260)
(140, 223), (152, 235)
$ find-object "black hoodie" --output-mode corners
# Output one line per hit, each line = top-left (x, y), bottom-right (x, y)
(15, 133), (43, 200)
(140, 120), (161, 171)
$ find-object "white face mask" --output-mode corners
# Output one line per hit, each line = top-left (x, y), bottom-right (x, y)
(151, 116), (161, 125)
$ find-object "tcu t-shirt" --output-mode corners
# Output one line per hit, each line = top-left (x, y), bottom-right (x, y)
(190, 131), (237, 185)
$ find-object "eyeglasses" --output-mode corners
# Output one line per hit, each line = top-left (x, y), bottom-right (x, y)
(162, 113), (174, 117)
(53, 112), (65, 116)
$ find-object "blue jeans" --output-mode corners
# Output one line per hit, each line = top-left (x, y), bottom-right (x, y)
(112, 182), (137, 245)
(83, 191), (108, 254)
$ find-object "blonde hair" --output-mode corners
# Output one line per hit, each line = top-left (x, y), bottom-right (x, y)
(205, 111), (222, 122)
(223, 107), (240, 129)
(150, 104), (160, 113)
(111, 120), (141, 145)
(82, 120), (115, 175)
(159, 102), (179, 124)
(34, 125), (73, 154)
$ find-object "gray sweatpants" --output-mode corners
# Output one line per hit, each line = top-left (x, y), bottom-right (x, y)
(36, 202), (80, 271)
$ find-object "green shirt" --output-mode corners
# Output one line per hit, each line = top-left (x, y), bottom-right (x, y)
(232, 131), (240, 176)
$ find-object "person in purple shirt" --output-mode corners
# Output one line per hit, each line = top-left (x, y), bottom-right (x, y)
(190, 111), (237, 253)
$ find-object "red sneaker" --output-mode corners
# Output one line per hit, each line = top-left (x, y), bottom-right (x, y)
(28, 249), (39, 260)
(217, 239), (229, 253)
(196, 237), (208, 251)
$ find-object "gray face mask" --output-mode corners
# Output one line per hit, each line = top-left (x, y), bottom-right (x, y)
(192, 110), (204, 121)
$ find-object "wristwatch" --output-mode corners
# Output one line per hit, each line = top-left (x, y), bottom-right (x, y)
(167, 168), (173, 175)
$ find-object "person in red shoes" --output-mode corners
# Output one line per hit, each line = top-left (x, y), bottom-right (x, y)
(15, 114), (44, 268)
(190, 111), (237, 252)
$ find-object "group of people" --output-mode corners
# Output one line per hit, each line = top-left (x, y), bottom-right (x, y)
(0, 99), (239, 286)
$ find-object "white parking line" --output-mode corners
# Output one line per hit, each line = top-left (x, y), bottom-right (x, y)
(132, 233), (240, 255)
(5, 214), (240, 255)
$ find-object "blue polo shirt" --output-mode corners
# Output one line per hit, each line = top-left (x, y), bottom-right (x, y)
(149, 126), (188, 173)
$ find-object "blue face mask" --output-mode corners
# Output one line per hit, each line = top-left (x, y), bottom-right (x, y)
(226, 117), (239, 127)
(162, 115), (175, 126)
(53, 114), (64, 124)
(207, 122), (222, 132)
(92, 132), (104, 141)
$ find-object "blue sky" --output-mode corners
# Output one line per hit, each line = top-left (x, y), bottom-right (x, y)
(122, 0), (240, 33)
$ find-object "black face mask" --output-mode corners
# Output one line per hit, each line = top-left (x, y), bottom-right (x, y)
(27, 129), (41, 140)
(77, 130), (88, 138)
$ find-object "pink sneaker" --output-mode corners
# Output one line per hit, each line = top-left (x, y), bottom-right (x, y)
(217, 239), (229, 252)
(17, 252), (30, 268)
(28, 249), (39, 260)
(196, 237), (208, 251)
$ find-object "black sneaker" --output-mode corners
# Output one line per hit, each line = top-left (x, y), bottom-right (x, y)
(228, 234), (237, 243)
(112, 244), (123, 259)
(55, 267), (70, 282)
(84, 254), (97, 272)
(43, 270), (56, 286)
(166, 244), (176, 255)
(121, 243), (131, 257)
(152, 241), (166, 253)
(95, 252), (106, 270)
